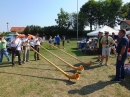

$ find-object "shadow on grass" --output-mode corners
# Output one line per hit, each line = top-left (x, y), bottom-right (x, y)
(73, 63), (100, 70)
(0, 71), (76, 85)
(19, 67), (59, 71)
(71, 48), (78, 50)
(0, 62), (12, 68)
(109, 74), (130, 90)
(71, 51), (87, 56)
(68, 81), (113, 95)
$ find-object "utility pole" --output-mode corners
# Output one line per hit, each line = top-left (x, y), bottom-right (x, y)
(6, 22), (9, 32)
(77, 0), (78, 40)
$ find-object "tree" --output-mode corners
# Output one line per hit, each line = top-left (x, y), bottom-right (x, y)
(55, 8), (70, 29)
(80, 0), (100, 31)
(120, 2), (130, 20)
(24, 25), (44, 36)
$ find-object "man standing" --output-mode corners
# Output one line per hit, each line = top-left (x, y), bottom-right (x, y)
(22, 33), (30, 63)
(33, 33), (40, 61)
(55, 34), (61, 48)
(10, 32), (22, 66)
(0, 36), (10, 62)
(99, 31), (114, 66)
(62, 35), (65, 49)
(96, 32), (103, 62)
(111, 29), (129, 82)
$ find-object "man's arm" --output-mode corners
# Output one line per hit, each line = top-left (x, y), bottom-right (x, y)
(120, 46), (126, 55)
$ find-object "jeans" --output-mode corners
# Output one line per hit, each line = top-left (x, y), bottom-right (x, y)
(116, 56), (127, 80)
(0, 48), (10, 62)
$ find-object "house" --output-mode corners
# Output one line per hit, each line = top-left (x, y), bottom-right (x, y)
(120, 20), (130, 31)
(10, 27), (25, 32)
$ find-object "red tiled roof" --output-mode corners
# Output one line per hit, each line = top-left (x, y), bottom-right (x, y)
(10, 27), (25, 32)
(121, 20), (130, 26)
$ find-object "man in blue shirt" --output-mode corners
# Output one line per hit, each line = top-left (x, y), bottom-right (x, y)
(111, 29), (129, 82)
(55, 34), (60, 48)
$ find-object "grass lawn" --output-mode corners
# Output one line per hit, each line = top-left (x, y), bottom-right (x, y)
(0, 41), (130, 97)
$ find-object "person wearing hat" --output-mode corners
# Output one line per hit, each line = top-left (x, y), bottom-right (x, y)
(99, 31), (115, 66)
(22, 33), (30, 63)
(0, 36), (10, 62)
(10, 32), (22, 66)
(96, 31), (103, 62)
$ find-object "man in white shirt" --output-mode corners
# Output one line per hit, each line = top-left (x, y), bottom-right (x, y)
(33, 33), (40, 61)
(22, 33), (30, 63)
(10, 32), (22, 66)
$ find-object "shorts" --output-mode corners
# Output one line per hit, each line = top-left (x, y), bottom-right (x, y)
(97, 48), (102, 55)
(102, 47), (110, 56)
(57, 42), (60, 45)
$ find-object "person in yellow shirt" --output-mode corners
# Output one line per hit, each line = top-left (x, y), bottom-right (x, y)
(99, 31), (115, 66)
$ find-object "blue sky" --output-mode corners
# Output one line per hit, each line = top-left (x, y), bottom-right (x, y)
(0, 0), (129, 32)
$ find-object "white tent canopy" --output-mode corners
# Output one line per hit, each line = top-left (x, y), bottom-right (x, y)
(87, 25), (118, 36)
(126, 31), (130, 35)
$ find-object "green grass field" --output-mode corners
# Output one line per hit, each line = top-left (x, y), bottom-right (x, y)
(0, 41), (130, 97)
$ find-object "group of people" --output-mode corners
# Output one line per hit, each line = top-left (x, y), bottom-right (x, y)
(96, 29), (129, 82)
(0, 32), (42, 66)
(48, 34), (66, 49)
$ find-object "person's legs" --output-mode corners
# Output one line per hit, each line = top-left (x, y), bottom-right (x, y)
(11, 48), (15, 66)
(17, 50), (22, 65)
(120, 57), (127, 79)
(34, 45), (37, 60)
(37, 46), (40, 60)
(3, 49), (10, 62)
(63, 41), (64, 48)
(23, 48), (27, 63)
(99, 48), (105, 66)
(0, 50), (3, 62)
(105, 48), (110, 65)
(26, 47), (30, 61)
(115, 60), (122, 80)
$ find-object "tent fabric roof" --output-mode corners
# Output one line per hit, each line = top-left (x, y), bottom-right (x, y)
(87, 25), (118, 36)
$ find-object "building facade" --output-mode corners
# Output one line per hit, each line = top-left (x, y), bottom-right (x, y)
(120, 20), (130, 31)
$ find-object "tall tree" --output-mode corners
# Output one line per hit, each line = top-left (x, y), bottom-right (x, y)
(120, 2), (130, 20)
(55, 8), (70, 29)
(80, 0), (97, 31)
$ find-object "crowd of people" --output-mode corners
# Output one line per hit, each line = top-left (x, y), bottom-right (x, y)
(0, 32), (66, 67)
(96, 29), (129, 82)
(48, 34), (66, 49)
(0, 29), (129, 82)
(0, 32), (42, 66)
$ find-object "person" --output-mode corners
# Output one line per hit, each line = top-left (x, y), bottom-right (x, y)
(0, 36), (10, 62)
(99, 31), (114, 66)
(53, 36), (57, 46)
(10, 32), (22, 66)
(55, 34), (61, 48)
(33, 33), (40, 61)
(111, 29), (129, 82)
(48, 36), (53, 49)
(96, 32), (103, 62)
(127, 35), (130, 48)
(110, 32), (117, 56)
(62, 35), (65, 49)
(22, 33), (30, 63)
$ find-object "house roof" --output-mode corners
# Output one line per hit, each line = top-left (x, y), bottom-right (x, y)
(121, 20), (130, 26)
(10, 27), (25, 32)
